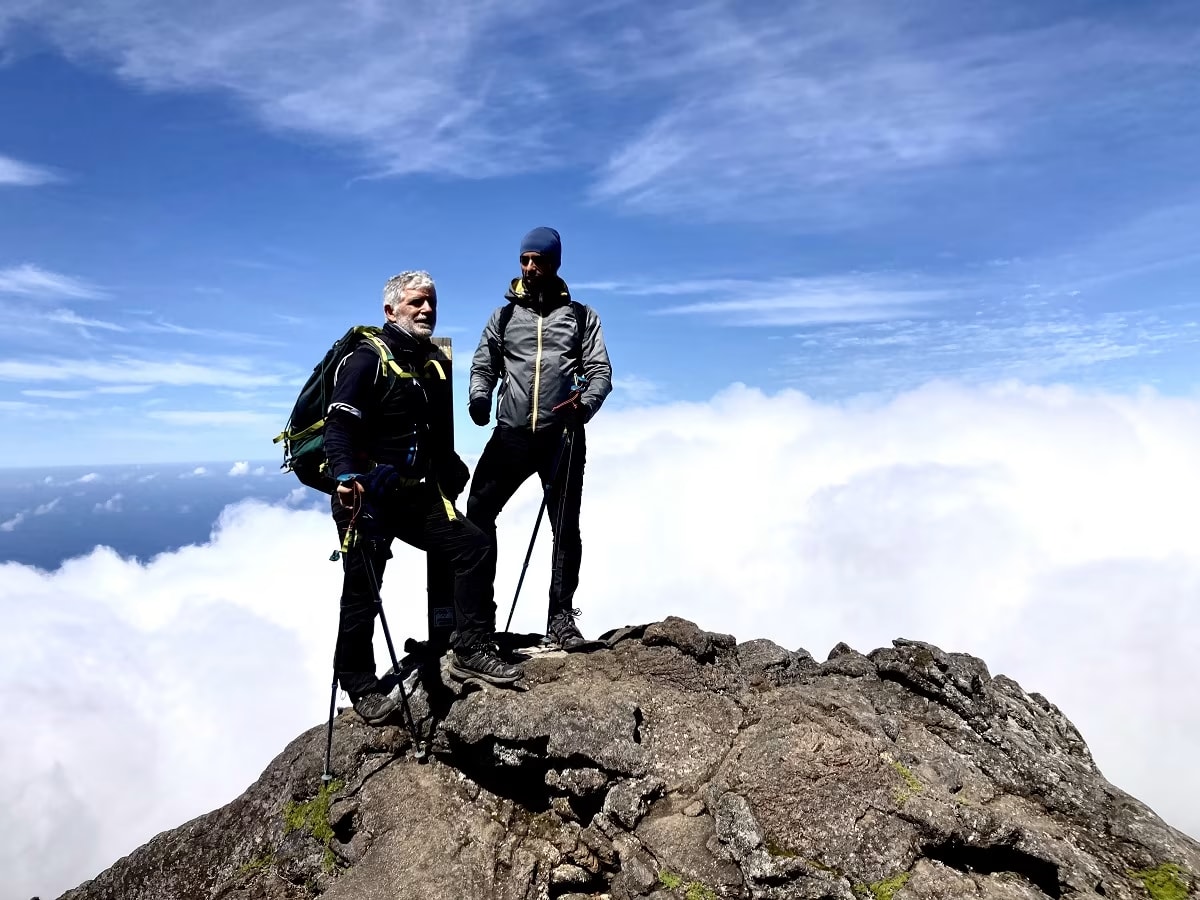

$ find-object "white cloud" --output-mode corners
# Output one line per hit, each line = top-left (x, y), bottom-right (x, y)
(34, 498), (61, 516)
(93, 493), (123, 513)
(580, 274), (956, 325)
(148, 410), (280, 428)
(650, 276), (951, 326)
(285, 486), (317, 507)
(22, 389), (90, 399)
(610, 374), (665, 407)
(74, 473), (100, 484)
(0, 264), (105, 299)
(0, 505), (344, 898)
(4, 381), (1200, 898)
(0, 356), (293, 388)
(0, 511), (26, 532)
(136, 319), (283, 345)
(96, 385), (155, 395)
(48, 309), (127, 331)
(0, 154), (60, 187)
(228, 461), (250, 477)
(186, 467), (208, 477)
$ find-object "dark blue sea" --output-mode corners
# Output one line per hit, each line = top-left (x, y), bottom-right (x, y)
(0, 461), (316, 569)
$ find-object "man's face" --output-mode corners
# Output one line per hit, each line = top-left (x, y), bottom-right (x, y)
(520, 251), (551, 293)
(385, 287), (436, 339)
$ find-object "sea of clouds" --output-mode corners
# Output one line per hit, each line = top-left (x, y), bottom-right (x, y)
(3, 380), (1198, 897)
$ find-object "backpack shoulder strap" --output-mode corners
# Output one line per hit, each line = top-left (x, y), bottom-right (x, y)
(358, 329), (415, 379)
(570, 300), (587, 372)
(495, 304), (516, 374)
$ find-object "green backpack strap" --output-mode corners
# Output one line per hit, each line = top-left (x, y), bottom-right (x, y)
(358, 329), (417, 380)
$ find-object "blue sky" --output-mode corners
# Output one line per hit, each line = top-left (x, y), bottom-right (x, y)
(1, 0), (1198, 466)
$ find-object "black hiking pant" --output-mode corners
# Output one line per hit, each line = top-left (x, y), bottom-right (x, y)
(467, 423), (586, 628)
(330, 481), (494, 697)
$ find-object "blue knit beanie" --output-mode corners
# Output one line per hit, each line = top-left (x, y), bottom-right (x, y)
(519, 226), (562, 270)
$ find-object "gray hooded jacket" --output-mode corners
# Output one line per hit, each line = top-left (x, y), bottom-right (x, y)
(469, 278), (612, 431)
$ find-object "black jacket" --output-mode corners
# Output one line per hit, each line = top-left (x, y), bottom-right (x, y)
(324, 323), (463, 491)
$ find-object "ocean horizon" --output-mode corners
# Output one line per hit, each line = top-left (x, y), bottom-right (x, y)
(0, 460), (316, 570)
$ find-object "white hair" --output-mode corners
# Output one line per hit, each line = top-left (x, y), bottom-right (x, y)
(382, 270), (436, 309)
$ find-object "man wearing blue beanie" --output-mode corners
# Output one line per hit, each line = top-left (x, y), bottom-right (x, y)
(467, 227), (613, 649)
(520, 226), (562, 271)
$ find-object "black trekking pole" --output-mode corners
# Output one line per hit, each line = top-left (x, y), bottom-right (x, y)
(322, 644), (339, 783)
(361, 542), (428, 762)
(503, 425), (573, 632)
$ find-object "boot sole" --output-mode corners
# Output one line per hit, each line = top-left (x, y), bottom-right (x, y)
(354, 705), (398, 725)
(446, 659), (523, 686)
(545, 637), (607, 653)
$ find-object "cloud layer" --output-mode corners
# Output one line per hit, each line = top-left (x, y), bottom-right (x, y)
(3, 381), (1200, 897)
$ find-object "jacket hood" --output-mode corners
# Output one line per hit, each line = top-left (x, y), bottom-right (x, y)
(505, 276), (572, 311)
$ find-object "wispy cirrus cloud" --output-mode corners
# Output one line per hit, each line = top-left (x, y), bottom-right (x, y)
(0, 356), (293, 388)
(0, 154), (60, 187)
(0, 0), (556, 179)
(22, 389), (90, 400)
(147, 410), (280, 428)
(4, 2), (1195, 224)
(585, 275), (955, 326)
(48, 309), (127, 331)
(584, 5), (1199, 221)
(0, 265), (106, 299)
(778, 302), (1200, 395)
(96, 385), (155, 395)
(137, 319), (283, 345)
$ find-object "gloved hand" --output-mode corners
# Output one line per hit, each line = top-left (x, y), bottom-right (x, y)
(439, 455), (471, 502)
(469, 396), (491, 427)
(355, 463), (400, 499)
(562, 400), (593, 428)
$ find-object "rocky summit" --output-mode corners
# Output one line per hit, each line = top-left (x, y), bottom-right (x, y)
(58, 617), (1198, 900)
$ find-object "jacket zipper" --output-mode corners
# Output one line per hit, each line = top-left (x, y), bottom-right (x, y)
(531, 310), (544, 430)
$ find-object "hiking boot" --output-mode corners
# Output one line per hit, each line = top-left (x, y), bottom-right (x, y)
(448, 643), (524, 685)
(547, 608), (587, 651)
(351, 690), (398, 725)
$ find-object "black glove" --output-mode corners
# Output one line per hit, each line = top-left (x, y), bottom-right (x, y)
(439, 455), (471, 502)
(563, 400), (593, 428)
(469, 396), (491, 427)
(356, 463), (400, 499)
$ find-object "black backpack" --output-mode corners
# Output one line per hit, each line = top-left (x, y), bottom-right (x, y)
(273, 326), (397, 494)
